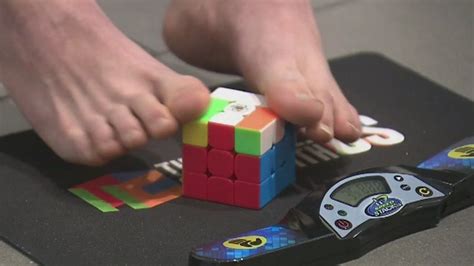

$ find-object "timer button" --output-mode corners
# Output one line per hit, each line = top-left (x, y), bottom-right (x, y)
(400, 184), (411, 191)
(394, 175), (404, 182)
(335, 219), (352, 230)
(337, 210), (347, 216)
(324, 204), (334, 210)
(416, 186), (433, 197)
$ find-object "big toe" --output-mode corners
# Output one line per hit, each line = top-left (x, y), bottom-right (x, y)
(156, 75), (210, 124)
(331, 84), (361, 142)
(257, 68), (324, 126)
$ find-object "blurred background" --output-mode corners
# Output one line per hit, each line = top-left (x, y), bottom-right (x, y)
(0, 0), (472, 264)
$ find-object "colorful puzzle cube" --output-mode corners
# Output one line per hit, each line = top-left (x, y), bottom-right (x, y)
(182, 87), (296, 209)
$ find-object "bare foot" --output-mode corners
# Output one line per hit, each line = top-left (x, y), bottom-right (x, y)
(164, 0), (361, 143)
(0, 0), (209, 165)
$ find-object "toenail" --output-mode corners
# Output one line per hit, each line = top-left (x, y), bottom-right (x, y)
(101, 140), (120, 152)
(319, 123), (333, 139)
(295, 92), (316, 101)
(348, 122), (361, 134)
(296, 93), (324, 108)
(150, 118), (165, 131)
(150, 118), (176, 136)
(124, 130), (144, 144)
(96, 146), (120, 159)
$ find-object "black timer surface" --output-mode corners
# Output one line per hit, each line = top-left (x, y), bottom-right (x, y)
(0, 53), (473, 265)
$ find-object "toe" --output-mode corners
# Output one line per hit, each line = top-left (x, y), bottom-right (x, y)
(154, 75), (210, 124)
(106, 105), (148, 149)
(265, 80), (325, 126)
(61, 127), (106, 166)
(84, 116), (125, 161)
(330, 84), (361, 142)
(254, 64), (324, 126)
(33, 109), (110, 166)
(129, 94), (178, 139)
(304, 92), (335, 143)
(301, 55), (361, 143)
(333, 103), (361, 142)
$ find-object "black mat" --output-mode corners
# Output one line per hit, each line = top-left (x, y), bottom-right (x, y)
(0, 53), (473, 266)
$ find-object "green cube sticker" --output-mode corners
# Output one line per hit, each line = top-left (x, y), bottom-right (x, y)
(198, 97), (229, 122)
(235, 127), (261, 156)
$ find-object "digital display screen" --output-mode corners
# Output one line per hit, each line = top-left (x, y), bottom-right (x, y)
(331, 176), (391, 207)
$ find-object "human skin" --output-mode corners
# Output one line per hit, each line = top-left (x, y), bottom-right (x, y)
(0, 0), (360, 165)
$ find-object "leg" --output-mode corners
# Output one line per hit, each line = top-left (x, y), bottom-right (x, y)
(164, 0), (361, 142)
(0, 0), (210, 165)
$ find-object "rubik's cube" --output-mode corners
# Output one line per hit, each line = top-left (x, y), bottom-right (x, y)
(182, 87), (296, 209)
